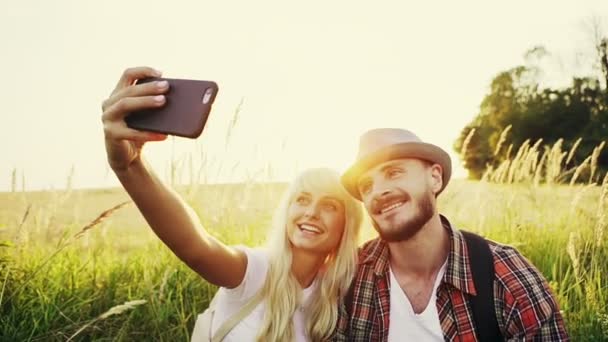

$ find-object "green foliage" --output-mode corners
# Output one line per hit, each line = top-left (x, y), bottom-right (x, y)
(0, 174), (607, 340)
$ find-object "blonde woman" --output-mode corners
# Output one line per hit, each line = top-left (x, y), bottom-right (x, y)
(101, 67), (363, 341)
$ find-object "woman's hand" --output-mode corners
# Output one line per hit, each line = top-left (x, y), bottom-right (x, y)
(99, 67), (247, 288)
(101, 67), (169, 172)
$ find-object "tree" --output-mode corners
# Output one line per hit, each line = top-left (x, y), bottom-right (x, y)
(454, 45), (608, 181)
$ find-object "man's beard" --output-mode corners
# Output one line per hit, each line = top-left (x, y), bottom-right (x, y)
(373, 190), (435, 242)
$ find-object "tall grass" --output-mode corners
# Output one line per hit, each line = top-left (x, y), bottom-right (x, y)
(0, 125), (607, 340)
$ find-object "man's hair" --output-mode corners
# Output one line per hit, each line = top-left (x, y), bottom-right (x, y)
(256, 168), (364, 341)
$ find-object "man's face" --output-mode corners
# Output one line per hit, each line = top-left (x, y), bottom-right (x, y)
(356, 158), (443, 242)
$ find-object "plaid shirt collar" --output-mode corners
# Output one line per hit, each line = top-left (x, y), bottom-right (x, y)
(359, 214), (477, 295)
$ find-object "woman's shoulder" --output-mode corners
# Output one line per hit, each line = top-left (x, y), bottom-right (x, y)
(233, 245), (270, 262)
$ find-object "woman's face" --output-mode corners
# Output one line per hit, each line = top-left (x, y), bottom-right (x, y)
(286, 190), (346, 256)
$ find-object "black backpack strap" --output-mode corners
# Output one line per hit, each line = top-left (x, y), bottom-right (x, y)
(345, 281), (355, 317)
(461, 230), (503, 341)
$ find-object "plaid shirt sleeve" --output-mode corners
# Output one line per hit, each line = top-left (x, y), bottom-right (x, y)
(493, 244), (569, 341)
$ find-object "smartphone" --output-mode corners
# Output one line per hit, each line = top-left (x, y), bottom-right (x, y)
(125, 77), (219, 139)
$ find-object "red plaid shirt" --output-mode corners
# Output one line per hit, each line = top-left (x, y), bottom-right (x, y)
(334, 215), (568, 341)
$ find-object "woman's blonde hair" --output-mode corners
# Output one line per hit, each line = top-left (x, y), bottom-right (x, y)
(256, 168), (363, 341)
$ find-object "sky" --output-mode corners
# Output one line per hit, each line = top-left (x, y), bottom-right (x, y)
(1, 0), (608, 191)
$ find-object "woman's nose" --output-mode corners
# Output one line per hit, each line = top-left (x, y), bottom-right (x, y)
(304, 204), (320, 219)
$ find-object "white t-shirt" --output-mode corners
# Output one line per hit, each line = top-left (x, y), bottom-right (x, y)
(387, 260), (447, 342)
(210, 246), (316, 342)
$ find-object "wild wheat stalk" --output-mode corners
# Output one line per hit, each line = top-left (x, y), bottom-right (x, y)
(73, 201), (131, 240)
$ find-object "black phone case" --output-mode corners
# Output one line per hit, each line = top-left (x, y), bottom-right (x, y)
(125, 77), (219, 139)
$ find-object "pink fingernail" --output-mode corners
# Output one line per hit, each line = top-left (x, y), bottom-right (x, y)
(154, 95), (165, 102)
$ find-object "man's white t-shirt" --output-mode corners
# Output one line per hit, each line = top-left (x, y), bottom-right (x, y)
(210, 246), (316, 342)
(387, 260), (448, 342)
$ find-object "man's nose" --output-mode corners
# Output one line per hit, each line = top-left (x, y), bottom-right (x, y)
(371, 180), (392, 198)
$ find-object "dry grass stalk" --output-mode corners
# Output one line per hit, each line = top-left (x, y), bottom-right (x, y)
(10, 168), (17, 193)
(517, 140), (542, 183)
(494, 125), (512, 156)
(13, 203), (32, 243)
(491, 161), (511, 183)
(481, 166), (493, 182)
(547, 139), (567, 184)
(225, 97), (244, 149)
(533, 152), (548, 186)
(508, 139), (531, 183)
(596, 172), (608, 247)
(570, 183), (597, 212)
(505, 144), (514, 160)
(21, 170), (26, 192)
(570, 156), (591, 186)
(17, 204), (31, 230)
(567, 231), (581, 280)
(67, 300), (147, 341)
(589, 141), (606, 183)
(566, 137), (583, 165)
(461, 128), (476, 157)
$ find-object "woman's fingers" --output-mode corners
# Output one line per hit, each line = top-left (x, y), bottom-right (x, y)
(102, 79), (169, 112)
(115, 66), (161, 90)
(102, 94), (166, 122)
(104, 122), (167, 142)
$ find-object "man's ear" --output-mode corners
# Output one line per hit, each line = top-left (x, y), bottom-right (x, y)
(429, 163), (443, 195)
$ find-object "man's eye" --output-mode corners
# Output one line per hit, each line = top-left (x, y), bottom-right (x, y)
(359, 183), (371, 195)
(388, 169), (402, 178)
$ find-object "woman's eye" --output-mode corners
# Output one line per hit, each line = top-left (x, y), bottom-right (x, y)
(323, 203), (337, 211)
(296, 196), (310, 205)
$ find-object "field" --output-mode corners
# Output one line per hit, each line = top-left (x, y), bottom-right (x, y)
(1, 144), (608, 340)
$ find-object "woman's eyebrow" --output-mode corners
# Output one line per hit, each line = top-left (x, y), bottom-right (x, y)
(320, 196), (343, 204)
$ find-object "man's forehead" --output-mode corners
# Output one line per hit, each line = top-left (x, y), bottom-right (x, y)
(358, 158), (422, 181)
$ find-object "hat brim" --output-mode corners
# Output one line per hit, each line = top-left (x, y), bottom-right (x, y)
(341, 142), (452, 200)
